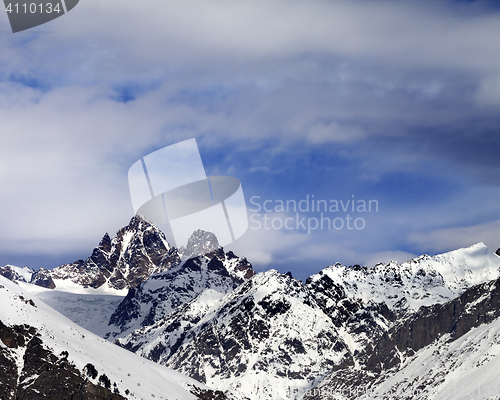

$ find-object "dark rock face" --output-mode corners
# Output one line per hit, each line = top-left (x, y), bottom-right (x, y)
(0, 266), (57, 290)
(43, 215), (177, 291)
(190, 385), (229, 400)
(116, 271), (351, 398)
(367, 277), (500, 372)
(106, 244), (255, 339)
(0, 320), (125, 400)
(0, 265), (34, 284)
(179, 229), (221, 261)
(30, 268), (56, 289)
(0, 266), (22, 283)
(302, 276), (500, 400)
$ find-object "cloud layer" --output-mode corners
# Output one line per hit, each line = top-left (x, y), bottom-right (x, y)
(1, 0), (500, 278)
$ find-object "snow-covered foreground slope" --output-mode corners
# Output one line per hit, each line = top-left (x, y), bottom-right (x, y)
(0, 275), (213, 400)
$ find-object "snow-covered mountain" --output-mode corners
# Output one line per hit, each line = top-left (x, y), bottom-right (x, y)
(302, 272), (500, 400)
(117, 270), (349, 399)
(4, 211), (500, 400)
(0, 265), (34, 283)
(305, 242), (500, 354)
(4, 221), (254, 340)
(106, 230), (255, 339)
(0, 275), (224, 400)
(1, 215), (178, 293)
(45, 214), (178, 291)
(115, 242), (500, 400)
(0, 215), (181, 338)
(307, 242), (500, 314)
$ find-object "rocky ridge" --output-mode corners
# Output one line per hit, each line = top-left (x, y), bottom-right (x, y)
(0, 265), (34, 284)
(302, 273), (500, 399)
(45, 214), (177, 291)
(117, 270), (348, 399)
(115, 243), (500, 400)
(106, 230), (255, 339)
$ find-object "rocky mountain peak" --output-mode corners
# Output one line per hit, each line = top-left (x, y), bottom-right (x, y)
(30, 268), (56, 289)
(98, 233), (112, 253)
(179, 229), (220, 261)
(39, 216), (177, 291)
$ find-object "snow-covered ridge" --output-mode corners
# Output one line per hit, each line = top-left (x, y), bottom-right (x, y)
(8, 265), (34, 282)
(307, 242), (500, 312)
(117, 269), (350, 400)
(105, 245), (254, 339)
(0, 265), (35, 283)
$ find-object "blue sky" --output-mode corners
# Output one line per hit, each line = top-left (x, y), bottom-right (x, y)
(1, 0), (500, 280)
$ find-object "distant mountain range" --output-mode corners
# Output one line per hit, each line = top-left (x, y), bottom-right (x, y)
(2, 216), (500, 400)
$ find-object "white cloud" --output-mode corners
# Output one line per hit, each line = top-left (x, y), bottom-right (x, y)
(475, 75), (500, 106)
(225, 220), (310, 268)
(1, 0), (500, 266)
(408, 219), (500, 255)
(307, 122), (365, 143)
(2, 0), (500, 86)
(21, 1), (496, 74)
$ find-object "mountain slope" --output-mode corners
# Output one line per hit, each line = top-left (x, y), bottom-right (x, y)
(106, 236), (255, 339)
(115, 243), (500, 400)
(19, 282), (126, 337)
(0, 275), (221, 400)
(303, 273), (500, 400)
(117, 270), (350, 400)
